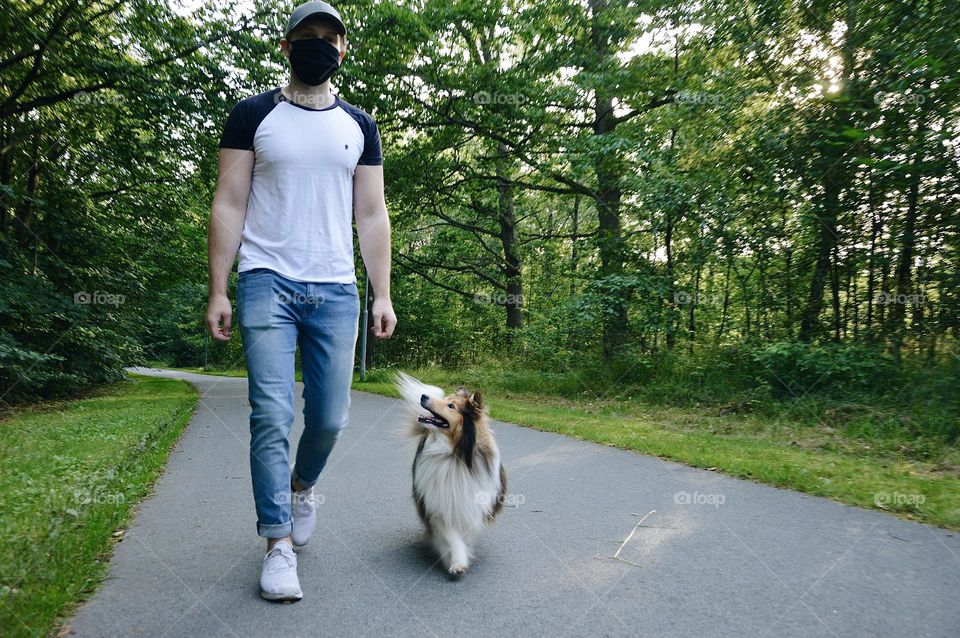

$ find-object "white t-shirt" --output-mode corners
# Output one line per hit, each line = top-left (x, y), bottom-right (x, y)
(218, 87), (383, 283)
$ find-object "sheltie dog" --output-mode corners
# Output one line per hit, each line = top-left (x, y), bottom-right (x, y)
(394, 372), (507, 576)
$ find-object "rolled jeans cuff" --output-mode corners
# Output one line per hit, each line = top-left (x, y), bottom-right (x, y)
(257, 520), (293, 539)
(291, 467), (320, 491)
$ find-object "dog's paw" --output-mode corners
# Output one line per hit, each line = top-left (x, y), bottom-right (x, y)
(448, 562), (468, 576)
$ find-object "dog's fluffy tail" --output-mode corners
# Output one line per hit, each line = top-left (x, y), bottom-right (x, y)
(394, 371), (444, 406)
(392, 372), (445, 439)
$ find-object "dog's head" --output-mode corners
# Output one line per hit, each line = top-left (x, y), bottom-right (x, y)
(419, 387), (485, 468)
(393, 372), (488, 469)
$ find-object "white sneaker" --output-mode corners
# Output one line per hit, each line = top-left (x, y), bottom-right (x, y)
(259, 540), (302, 602)
(291, 486), (317, 547)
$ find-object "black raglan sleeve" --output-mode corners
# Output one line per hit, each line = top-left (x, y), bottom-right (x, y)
(218, 100), (256, 151)
(357, 115), (383, 166)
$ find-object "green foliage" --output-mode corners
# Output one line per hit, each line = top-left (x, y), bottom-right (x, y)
(0, 0), (267, 403)
(0, 254), (142, 403)
(749, 342), (899, 399)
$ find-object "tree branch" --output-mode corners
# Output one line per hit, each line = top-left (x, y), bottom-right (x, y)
(398, 251), (505, 289)
(611, 94), (678, 125)
(1, 0), (83, 111)
(396, 254), (503, 301)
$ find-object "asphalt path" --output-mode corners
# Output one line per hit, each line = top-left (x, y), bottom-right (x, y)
(65, 367), (960, 637)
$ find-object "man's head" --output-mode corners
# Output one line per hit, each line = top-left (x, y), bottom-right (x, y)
(281, 1), (348, 83)
(284, 0), (345, 40)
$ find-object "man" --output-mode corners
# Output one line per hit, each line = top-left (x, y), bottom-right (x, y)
(205, 1), (396, 602)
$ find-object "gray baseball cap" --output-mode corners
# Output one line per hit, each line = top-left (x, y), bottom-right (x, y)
(284, 1), (346, 38)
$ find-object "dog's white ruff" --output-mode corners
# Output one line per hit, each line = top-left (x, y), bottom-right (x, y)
(414, 431), (502, 533)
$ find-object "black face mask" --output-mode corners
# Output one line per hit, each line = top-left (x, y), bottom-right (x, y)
(288, 38), (341, 86)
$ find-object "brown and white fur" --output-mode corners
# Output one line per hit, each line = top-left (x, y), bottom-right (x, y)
(394, 372), (507, 576)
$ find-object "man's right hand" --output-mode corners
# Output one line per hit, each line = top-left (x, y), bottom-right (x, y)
(206, 294), (233, 341)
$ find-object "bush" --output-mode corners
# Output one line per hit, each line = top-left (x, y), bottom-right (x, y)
(749, 341), (898, 399)
(0, 258), (143, 403)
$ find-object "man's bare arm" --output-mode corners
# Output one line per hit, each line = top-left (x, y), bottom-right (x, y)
(206, 148), (254, 341)
(353, 164), (396, 339)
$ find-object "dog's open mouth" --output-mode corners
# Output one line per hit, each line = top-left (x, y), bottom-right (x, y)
(417, 413), (449, 428)
(419, 395), (451, 428)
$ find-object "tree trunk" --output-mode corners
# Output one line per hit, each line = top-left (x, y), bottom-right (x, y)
(831, 242), (842, 341)
(496, 143), (523, 331)
(688, 265), (700, 351)
(0, 121), (10, 235)
(716, 256), (732, 344)
(589, 0), (628, 360)
(570, 195), (580, 296)
(798, 164), (841, 342)
(888, 160), (921, 355)
(665, 207), (675, 348)
(865, 179), (881, 337)
(18, 138), (40, 249)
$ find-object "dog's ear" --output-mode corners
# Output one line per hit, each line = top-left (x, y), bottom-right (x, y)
(456, 385), (469, 397)
(467, 391), (483, 412)
(456, 410), (477, 469)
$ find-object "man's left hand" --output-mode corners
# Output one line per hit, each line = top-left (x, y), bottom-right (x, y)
(371, 297), (397, 339)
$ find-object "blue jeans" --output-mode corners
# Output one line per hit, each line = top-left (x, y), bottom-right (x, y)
(236, 267), (360, 538)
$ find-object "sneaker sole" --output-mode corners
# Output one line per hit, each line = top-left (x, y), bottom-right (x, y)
(260, 589), (303, 603)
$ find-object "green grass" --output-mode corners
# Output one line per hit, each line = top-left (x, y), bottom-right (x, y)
(0, 374), (199, 638)
(353, 367), (960, 530)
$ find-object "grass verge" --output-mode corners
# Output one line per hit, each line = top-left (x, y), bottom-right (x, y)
(0, 373), (199, 638)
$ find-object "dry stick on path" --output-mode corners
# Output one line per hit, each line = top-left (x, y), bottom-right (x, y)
(609, 510), (657, 567)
